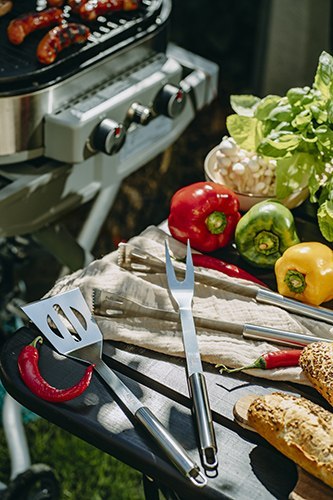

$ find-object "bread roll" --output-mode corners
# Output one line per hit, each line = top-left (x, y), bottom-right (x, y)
(299, 342), (333, 407)
(248, 392), (333, 488)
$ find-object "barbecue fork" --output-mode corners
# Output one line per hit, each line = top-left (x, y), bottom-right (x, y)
(21, 288), (207, 488)
(165, 240), (218, 471)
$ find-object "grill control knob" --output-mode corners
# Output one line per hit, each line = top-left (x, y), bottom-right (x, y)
(126, 103), (152, 126)
(92, 118), (126, 155)
(154, 84), (186, 118)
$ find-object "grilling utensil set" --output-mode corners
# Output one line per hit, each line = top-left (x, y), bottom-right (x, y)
(21, 240), (219, 486)
(20, 239), (333, 484)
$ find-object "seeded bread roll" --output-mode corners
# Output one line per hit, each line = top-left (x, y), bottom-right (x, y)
(248, 392), (333, 488)
(299, 342), (333, 407)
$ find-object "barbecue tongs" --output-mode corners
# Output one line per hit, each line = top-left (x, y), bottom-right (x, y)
(165, 240), (218, 471)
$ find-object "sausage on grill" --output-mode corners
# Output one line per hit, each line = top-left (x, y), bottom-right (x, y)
(37, 23), (90, 65)
(68, 0), (89, 13)
(46, 0), (66, 7)
(7, 8), (63, 45)
(78, 0), (139, 22)
(0, 0), (13, 17)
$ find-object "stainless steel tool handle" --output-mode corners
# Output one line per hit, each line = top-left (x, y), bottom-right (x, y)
(256, 289), (333, 325)
(188, 373), (218, 470)
(243, 324), (332, 347)
(135, 407), (207, 487)
(178, 309), (218, 470)
(96, 361), (206, 487)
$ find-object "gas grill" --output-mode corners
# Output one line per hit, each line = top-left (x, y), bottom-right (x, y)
(0, 0), (218, 269)
(0, 4), (218, 491)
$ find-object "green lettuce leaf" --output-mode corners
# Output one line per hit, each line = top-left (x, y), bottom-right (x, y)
(226, 114), (261, 151)
(313, 50), (333, 100)
(326, 98), (333, 123)
(257, 131), (301, 157)
(292, 109), (312, 129)
(317, 200), (333, 241)
(286, 87), (310, 106)
(230, 94), (261, 116)
(308, 160), (329, 201)
(275, 152), (314, 199)
(315, 124), (333, 153)
(268, 104), (294, 122)
(318, 175), (333, 204)
(309, 104), (327, 123)
(254, 95), (281, 121)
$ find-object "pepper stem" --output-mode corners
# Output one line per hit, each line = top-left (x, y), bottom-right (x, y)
(205, 211), (227, 235)
(254, 230), (279, 255)
(30, 336), (43, 348)
(216, 356), (266, 373)
(284, 269), (307, 293)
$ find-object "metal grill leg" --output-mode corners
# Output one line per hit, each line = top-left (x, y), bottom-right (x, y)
(3, 393), (31, 480)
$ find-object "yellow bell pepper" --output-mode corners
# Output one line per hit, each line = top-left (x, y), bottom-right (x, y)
(275, 242), (333, 306)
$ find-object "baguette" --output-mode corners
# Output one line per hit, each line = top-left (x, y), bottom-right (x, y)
(299, 342), (333, 407)
(248, 392), (333, 488)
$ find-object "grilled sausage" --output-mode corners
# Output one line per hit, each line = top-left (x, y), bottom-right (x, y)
(46, 0), (66, 6)
(7, 8), (63, 45)
(37, 23), (90, 65)
(0, 0), (13, 17)
(78, 0), (139, 22)
(67, 0), (88, 13)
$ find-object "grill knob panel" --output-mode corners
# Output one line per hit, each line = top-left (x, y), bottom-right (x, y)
(126, 103), (152, 126)
(154, 84), (186, 118)
(92, 119), (126, 155)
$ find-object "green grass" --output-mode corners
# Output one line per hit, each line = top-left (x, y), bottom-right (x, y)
(0, 417), (145, 499)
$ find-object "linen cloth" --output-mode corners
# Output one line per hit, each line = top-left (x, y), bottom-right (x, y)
(46, 226), (333, 386)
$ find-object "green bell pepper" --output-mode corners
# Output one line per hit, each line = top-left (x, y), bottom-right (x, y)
(235, 200), (300, 268)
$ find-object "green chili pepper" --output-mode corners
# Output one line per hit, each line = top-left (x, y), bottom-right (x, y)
(235, 200), (300, 268)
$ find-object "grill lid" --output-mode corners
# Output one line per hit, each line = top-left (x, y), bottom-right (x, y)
(0, 0), (166, 92)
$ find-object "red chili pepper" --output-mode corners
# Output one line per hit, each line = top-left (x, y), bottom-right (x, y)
(191, 253), (268, 288)
(18, 336), (94, 402)
(216, 349), (303, 373)
(168, 182), (241, 253)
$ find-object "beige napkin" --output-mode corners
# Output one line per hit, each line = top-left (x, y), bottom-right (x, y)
(46, 226), (333, 386)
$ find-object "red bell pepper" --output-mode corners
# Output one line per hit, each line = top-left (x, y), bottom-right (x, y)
(168, 182), (241, 252)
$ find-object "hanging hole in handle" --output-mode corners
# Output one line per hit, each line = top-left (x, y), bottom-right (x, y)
(202, 447), (218, 471)
(188, 468), (207, 488)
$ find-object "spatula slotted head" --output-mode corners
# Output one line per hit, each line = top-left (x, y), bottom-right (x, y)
(21, 288), (102, 355)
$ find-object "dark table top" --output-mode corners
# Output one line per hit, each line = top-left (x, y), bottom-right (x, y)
(0, 207), (332, 499)
(0, 324), (330, 500)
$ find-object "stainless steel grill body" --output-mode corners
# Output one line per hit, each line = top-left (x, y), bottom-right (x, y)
(0, 0), (219, 266)
(0, 0), (170, 163)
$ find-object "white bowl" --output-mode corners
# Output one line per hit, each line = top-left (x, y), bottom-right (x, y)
(204, 145), (309, 211)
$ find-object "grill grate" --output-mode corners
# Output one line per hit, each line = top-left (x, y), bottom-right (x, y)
(0, 0), (165, 91)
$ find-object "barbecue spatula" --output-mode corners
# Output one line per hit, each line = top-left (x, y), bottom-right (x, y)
(21, 288), (207, 488)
